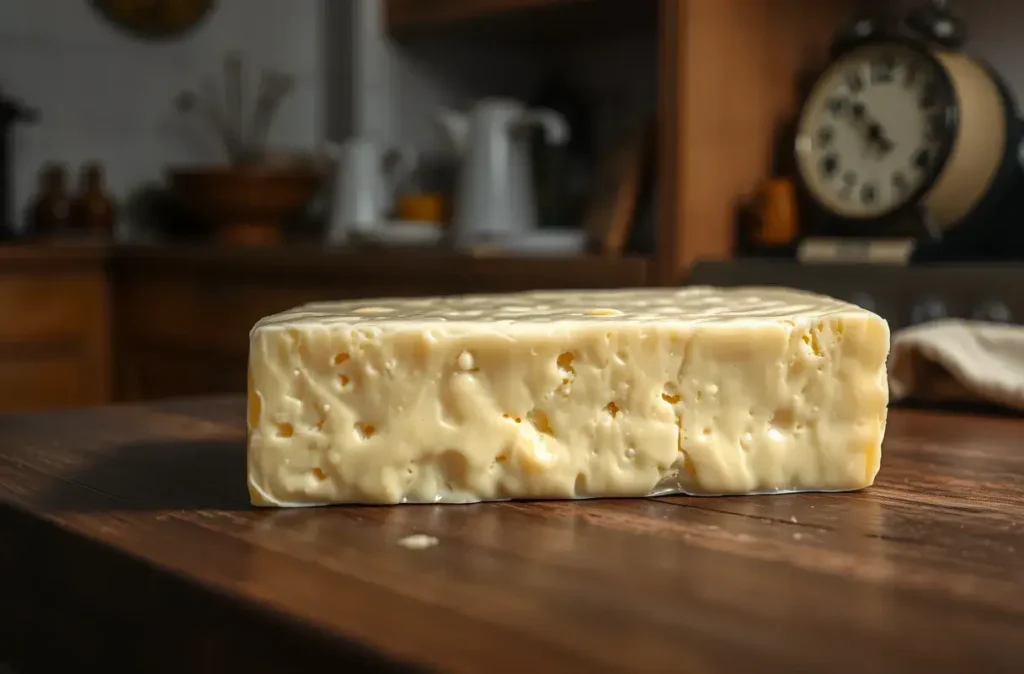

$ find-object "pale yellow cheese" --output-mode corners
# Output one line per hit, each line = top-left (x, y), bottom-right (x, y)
(247, 287), (889, 506)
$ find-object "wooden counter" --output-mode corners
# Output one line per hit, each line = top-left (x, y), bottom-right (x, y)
(1, 397), (1022, 672)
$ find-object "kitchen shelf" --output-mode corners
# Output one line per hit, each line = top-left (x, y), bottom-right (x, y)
(385, 0), (857, 283)
(0, 242), (653, 409)
(386, 0), (655, 40)
(113, 244), (653, 289)
(111, 244), (653, 401)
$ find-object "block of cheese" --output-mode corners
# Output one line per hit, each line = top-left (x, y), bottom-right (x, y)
(247, 287), (889, 506)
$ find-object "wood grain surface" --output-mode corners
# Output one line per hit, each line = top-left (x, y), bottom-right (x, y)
(1, 397), (1022, 673)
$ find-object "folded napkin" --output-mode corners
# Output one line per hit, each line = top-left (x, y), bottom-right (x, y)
(888, 319), (1024, 411)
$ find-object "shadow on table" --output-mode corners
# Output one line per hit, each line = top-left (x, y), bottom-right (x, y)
(40, 439), (252, 512)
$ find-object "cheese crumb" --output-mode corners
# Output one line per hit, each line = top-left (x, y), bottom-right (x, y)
(397, 534), (439, 550)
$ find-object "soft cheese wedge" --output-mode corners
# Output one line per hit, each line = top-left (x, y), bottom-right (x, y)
(247, 286), (889, 506)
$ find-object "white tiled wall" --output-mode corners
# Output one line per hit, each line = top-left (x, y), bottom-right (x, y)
(0, 0), (326, 233)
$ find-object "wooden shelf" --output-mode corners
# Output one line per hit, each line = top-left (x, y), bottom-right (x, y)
(110, 244), (652, 402)
(0, 243), (652, 409)
(388, 0), (580, 28)
(385, 0), (855, 284)
(113, 244), (653, 289)
(387, 0), (655, 41)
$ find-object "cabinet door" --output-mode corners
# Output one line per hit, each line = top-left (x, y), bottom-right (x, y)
(114, 249), (650, 402)
(115, 273), (462, 400)
(0, 265), (109, 412)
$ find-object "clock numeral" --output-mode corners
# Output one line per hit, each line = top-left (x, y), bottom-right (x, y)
(914, 148), (932, 171)
(842, 170), (858, 186)
(819, 153), (839, 178)
(892, 171), (908, 192)
(846, 71), (864, 94)
(860, 183), (877, 205)
(826, 97), (847, 116)
(871, 55), (895, 84)
(816, 125), (834, 148)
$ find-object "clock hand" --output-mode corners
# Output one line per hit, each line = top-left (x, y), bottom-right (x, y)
(849, 102), (894, 155)
(867, 123), (895, 155)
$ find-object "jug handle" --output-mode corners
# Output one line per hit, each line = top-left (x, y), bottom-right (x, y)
(519, 108), (570, 145)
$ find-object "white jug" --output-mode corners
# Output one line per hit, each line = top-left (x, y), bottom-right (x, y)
(437, 98), (569, 247)
(326, 138), (417, 242)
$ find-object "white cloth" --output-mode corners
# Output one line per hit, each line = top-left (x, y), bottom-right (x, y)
(888, 319), (1024, 411)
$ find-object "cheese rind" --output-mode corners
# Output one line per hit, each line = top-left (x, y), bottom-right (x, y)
(247, 287), (889, 506)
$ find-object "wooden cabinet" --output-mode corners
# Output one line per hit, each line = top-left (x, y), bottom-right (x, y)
(0, 246), (110, 413)
(113, 246), (651, 401)
(0, 244), (648, 411)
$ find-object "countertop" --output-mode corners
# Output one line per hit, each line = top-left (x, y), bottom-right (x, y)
(1, 397), (1022, 673)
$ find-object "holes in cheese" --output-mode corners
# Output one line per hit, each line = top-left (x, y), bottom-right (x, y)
(528, 409), (554, 436)
(680, 450), (698, 478)
(771, 407), (796, 429)
(556, 352), (575, 392)
(355, 422), (376, 440)
(335, 352), (354, 389)
(247, 368), (262, 430)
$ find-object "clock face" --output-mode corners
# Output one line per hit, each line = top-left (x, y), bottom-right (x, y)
(795, 43), (955, 220)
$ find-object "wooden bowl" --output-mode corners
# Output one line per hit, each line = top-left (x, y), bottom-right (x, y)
(169, 164), (323, 245)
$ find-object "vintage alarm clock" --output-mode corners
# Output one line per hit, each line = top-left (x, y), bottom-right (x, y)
(794, 0), (1021, 247)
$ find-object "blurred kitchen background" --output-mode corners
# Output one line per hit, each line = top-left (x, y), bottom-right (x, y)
(1, 0), (1023, 415)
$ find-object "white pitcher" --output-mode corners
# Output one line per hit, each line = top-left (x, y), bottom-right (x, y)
(326, 138), (417, 242)
(437, 98), (569, 247)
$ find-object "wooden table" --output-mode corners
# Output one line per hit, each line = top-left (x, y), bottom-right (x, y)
(1, 397), (1022, 673)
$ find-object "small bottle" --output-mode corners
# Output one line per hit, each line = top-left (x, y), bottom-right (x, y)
(71, 161), (116, 237)
(30, 162), (72, 238)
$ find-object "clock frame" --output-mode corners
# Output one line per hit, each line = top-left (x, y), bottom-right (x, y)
(794, 36), (1018, 239)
